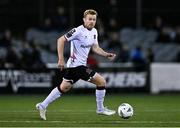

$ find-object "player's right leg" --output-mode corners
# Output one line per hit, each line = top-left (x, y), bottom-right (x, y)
(36, 79), (72, 120)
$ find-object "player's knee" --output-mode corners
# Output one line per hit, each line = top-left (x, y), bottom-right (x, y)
(58, 85), (71, 93)
(99, 78), (106, 87)
(58, 80), (73, 93)
(61, 86), (71, 92)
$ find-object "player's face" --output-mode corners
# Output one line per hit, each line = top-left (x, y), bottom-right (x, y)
(83, 14), (97, 30)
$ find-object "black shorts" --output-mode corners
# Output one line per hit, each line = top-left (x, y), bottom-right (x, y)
(63, 65), (96, 84)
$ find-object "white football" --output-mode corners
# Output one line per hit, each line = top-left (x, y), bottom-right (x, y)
(118, 103), (133, 119)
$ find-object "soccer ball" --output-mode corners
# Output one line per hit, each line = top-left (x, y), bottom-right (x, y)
(118, 103), (133, 119)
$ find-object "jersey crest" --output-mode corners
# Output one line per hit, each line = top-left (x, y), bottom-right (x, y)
(94, 35), (96, 39)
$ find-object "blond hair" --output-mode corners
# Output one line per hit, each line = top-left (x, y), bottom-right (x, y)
(83, 9), (98, 18)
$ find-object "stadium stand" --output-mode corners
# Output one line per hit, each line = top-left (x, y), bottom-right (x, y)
(0, 0), (180, 68)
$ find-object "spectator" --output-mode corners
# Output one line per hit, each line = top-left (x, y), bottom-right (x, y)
(156, 27), (172, 42)
(0, 57), (5, 68)
(131, 45), (146, 65)
(153, 16), (164, 31)
(53, 6), (69, 31)
(146, 47), (154, 63)
(0, 29), (12, 48)
(107, 31), (122, 50)
(107, 17), (119, 32)
(0, 47), (7, 68)
(114, 44), (129, 62)
(21, 41), (46, 69)
(30, 43), (46, 69)
(21, 42), (33, 69)
(40, 18), (53, 32)
(107, 0), (119, 21)
(6, 46), (21, 68)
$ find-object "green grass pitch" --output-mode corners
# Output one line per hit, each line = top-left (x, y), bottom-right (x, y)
(0, 93), (180, 127)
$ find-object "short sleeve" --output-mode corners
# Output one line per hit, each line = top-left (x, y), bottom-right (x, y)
(64, 28), (80, 41)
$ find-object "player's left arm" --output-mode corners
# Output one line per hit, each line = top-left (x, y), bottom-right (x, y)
(92, 43), (116, 61)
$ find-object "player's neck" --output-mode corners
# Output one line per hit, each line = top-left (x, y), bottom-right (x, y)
(83, 24), (93, 31)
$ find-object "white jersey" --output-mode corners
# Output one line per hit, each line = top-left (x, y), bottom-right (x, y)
(64, 25), (98, 68)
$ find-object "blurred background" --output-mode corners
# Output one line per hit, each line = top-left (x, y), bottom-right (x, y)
(0, 0), (180, 94)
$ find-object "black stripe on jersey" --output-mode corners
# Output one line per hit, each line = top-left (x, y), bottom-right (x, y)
(66, 28), (76, 38)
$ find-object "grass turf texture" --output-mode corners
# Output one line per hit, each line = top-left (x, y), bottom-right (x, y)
(0, 94), (180, 127)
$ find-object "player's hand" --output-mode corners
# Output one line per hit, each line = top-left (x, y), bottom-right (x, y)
(58, 59), (65, 71)
(106, 53), (116, 61)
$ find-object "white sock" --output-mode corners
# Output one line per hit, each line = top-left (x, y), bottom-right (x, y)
(41, 87), (61, 108)
(96, 89), (106, 112)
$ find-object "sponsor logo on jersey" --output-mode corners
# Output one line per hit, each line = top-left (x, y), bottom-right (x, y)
(80, 44), (92, 48)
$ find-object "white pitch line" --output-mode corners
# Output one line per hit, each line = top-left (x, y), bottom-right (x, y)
(0, 110), (95, 113)
(0, 109), (180, 113)
(0, 120), (180, 124)
(143, 109), (180, 112)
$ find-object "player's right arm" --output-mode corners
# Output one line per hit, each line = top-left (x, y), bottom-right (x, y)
(57, 36), (67, 71)
(57, 28), (79, 70)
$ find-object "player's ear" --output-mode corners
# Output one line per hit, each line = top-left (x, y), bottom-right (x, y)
(83, 18), (85, 22)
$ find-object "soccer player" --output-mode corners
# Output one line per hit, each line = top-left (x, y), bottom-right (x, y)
(36, 9), (116, 120)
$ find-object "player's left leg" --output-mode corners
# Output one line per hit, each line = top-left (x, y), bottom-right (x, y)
(90, 73), (116, 116)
